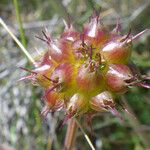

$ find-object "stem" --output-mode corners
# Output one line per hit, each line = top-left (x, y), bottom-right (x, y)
(75, 119), (96, 150)
(64, 119), (77, 150)
(0, 18), (35, 65)
(13, 0), (27, 47)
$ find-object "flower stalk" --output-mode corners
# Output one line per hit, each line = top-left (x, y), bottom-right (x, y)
(64, 119), (78, 150)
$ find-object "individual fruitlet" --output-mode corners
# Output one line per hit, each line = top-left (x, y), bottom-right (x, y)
(105, 64), (133, 93)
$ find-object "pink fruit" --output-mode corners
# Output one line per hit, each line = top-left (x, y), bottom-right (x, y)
(50, 63), (74, 91)
(90, 91), (123, 120)
(76, 63), (104, 94)
(105, 64), (133, 93)
(66, 93), (88, 117)
(83, 12), (108, 46)
(90, 91), (115, 112)
(49, 39), (73, 63)
(44, 90), (63, 110)
(101, 40), (131, 64)
(60, 23), (79, 42)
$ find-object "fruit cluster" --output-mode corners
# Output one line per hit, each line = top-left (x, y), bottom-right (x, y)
(21, 12), (149, 123)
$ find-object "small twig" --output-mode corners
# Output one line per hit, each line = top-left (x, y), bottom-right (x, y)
(75, 118), (96, 150)
(0, 18), (35, 65)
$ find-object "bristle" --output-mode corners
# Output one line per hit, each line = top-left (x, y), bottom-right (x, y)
(41, 106), (50, 119)
(19, 67), (37, 74)
(136, 82), (150, 89)
(90, 10), (99, 23)
(17, 75), (33, 82)
(143, 76), (150, 80)
(35, 30), (51, 45)
(46, 83), (60, 94)
(35, 35), (47, 43)
(121, 28), (132, 42)
(89, 45), (93, 61)
(80, 33), (85, 47)
(112, 18), (122, 34)
(127, 29), (149, 44)
(109, 107), (124, 122)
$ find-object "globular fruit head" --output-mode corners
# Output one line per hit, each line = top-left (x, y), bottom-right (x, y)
(20, 11), (150, 124)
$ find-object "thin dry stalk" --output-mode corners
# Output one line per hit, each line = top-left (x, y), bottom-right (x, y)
(0, 18), (35, 65)
(64, 119), (78, 150)
(75, 119), (95, 150)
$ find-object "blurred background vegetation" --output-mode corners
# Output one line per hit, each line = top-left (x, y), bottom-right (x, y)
(0, 0), (150, 150)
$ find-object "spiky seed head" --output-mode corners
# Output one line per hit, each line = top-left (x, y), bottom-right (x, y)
(20, 12), (150, 123)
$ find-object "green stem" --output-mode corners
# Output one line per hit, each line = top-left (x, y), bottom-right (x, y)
(13, 0), (27, 47)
